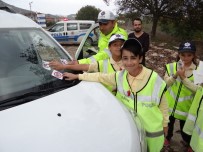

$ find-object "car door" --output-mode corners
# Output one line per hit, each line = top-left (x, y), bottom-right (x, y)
(66, 22), (78, 43)
(77, 22), (94, 43)
(75, 23), (99, 60)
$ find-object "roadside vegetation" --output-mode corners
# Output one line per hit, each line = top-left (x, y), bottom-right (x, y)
(73, 2), (203, 60)
(75, 5), (100, 21)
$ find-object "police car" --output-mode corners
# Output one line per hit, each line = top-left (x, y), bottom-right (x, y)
(48, 20), (96, 44)
(0, 7), (146, 152)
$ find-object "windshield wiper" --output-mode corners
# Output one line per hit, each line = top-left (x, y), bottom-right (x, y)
(0, 80), (79, 110)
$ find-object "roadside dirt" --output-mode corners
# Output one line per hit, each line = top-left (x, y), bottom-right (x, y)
(62, 43), (202, 152)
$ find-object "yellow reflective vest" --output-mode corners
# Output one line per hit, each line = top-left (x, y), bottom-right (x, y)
(98, 58), (119, 95)
(116, 69), (166, 152)
(165, 62), (196, 120)
(184, 86), (203, 152)
(78, 23), (127, 64)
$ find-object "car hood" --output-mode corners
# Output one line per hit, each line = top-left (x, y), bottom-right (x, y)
(0, 81), (141, 152)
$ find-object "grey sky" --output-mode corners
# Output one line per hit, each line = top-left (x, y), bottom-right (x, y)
(4, 0), (117, 15)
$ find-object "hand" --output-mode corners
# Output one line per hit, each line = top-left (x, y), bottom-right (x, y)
(68, 60), (78, 65)
(172, 73), (178, 79)
(177, 66), (186, 80)
(163, 126), (168, 137)
(63, 72), (78, 80)
(49, 60), (64, 70)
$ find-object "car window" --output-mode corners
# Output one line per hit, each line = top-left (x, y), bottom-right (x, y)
(79, 23), (92, 30)
(31, 30), (62, 61)
(67, 23), (77, 31)
(48, 23), (64, 32)
(76, 25), (100, 59)
(0, 28), (75, 109)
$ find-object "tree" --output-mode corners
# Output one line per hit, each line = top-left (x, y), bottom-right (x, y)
(76, 5), (100, 21)
(176, 0), (203, 39)
(103, 0), (183, 37)
(104, 0), (203, 39)
(160, 0), (203, 40)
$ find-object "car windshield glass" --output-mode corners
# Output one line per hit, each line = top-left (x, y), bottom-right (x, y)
(48, 23), (64, 32)
(0, 28), (77, 109)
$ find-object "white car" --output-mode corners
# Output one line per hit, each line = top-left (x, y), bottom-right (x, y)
(0, 8), (146, 152)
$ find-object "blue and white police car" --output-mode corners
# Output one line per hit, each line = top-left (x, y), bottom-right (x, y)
(48, 20), (96, 45)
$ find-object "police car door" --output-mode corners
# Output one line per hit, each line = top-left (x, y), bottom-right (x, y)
(66, 22), (78, 43)
(75, 23), (99, 60)
(77, 23), (93, 43)
(48, 23), (66, 44)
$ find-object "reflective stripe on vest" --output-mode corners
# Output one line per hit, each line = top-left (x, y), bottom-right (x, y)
(152, 73), (165, 105)
(89, 56), (96, 63)
(98, 59), (115, 74)
(169, 108), (188, 117)
(194, 124), (203, 139)
(88, 49), (111, 63)
(98, 59), (117, 94)
(168, 63), (181, 83)
(102, 59), (108, 73)
(169, 63), (174, 75)
(167, 88), (193, 102)
(187, 113), (197, 122)
(146, 130), (164, 138)
(117, 70), (134, 100)
(104, 49), (111, 57)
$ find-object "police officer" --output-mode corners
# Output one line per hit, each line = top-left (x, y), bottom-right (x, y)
(76, 10), (127, 64)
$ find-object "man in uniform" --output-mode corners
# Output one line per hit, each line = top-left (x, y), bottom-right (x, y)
(77, 10), (128, 64)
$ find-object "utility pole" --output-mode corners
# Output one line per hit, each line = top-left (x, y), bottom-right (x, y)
(29, 1), (33, 19)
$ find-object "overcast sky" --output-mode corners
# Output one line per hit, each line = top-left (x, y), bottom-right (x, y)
(4, 0), (117, 15)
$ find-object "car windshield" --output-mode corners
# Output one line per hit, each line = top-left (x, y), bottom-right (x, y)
(0, 28), (77, 110)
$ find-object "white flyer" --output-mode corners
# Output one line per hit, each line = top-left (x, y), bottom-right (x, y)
(60, 59), (68, 65)
(42, 60), (51, 70)
(51, 70), (63, 80)
(197, 61), (203, 75)
(193, 70), (203, 85)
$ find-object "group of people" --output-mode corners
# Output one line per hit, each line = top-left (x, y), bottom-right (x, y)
(49, 10), (203, 152)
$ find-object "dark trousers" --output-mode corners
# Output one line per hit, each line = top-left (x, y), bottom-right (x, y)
(166, 116), (191, 145)
(141, 53), (146, 66)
